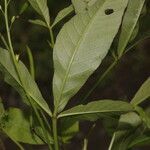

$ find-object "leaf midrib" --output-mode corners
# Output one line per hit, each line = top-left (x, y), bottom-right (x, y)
(117, 0), (145, 56)
(0, 61), (52, 116)
(58, 109), (132, 118)
(56, 1), (105, 108)
(36, 0), (49, 24)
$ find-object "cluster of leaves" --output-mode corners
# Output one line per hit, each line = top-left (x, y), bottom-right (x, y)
(0, 0), (149, 150)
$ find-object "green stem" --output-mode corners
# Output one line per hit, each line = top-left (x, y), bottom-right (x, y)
(81, 60), (118, 103)
(48, 25), (55, 48)
(108, 133), (116, 150)
(4, 1), (52, 149)
(82, 139), (88, 150)
(0, 33), (9, 50)
(40, 110), (52, 133)
(4, 0), (21, 81)
(29, 99), (53, 150)
(52, 115), (59, 150)
(3, 130), (24, 150)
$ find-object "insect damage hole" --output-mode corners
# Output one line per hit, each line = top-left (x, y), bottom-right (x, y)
(105, 9), (114, 15)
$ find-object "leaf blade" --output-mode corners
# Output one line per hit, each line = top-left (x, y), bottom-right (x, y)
(29, 19), (47, 28)
(28, 0), (50, 25)
(51, 5), (74, 28)
(1, 108), (44, 144)
(0, 48), (52, 116)
(131, 77), (150, 106)
(117, 0), (145, 57)
(53, 0), (129, 112)
(58, 100), (133, 121)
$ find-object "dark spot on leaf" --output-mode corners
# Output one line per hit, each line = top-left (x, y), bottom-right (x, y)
(105, 9), (114, 15)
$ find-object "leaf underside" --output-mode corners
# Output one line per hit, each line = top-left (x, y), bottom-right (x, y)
(52, 5), (74, 28)
(58, 100), (133, 121)
(53, 0), (129, 112)
(117, 0), (145, 57)
(28, 0), (50, 25)
(0, 48), (52, 116)
(1, 108), (44, 144)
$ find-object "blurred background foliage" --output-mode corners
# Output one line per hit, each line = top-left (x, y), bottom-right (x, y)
(0, 0), (150, 149)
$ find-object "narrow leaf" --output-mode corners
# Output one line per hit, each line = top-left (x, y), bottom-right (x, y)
(0, 108), (44, 144)
(59, 118), (79, 143)
(53, 0), (129, 112)
(117, 0), (145, 57)
(111, 112), (143, 150)
(129, 134), (150, 148)
(29, 19), (47, 28)
(51, 5), (74, 28)
(58, 100), (133, 121)
(19, 2), (29, 15)
(131, 77), (150, 106)
(28, 0), (50, 25)
(0, 48), (52, 116)
(26, 46), (35, 79)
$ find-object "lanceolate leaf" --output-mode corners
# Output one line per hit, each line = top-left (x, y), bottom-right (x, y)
(58, 118), (79, 143)
(29, 19), (47, 28)
(19, 2), (30, 15)
(53, 0), (129, 112)
(125, 30), (150, 54)
(117, 0), (145, 57)
(0, 48), (52, 116)
(51, 5), (74, 28)
(111, 112), (142, 150)
(58, 100), (133, 121)
(129, 134), (150, 148)
(135, 106), (150, 129)
(131, 77), (150, 106)
(0, 108), (44, 144)
(28, 0), (50, 25)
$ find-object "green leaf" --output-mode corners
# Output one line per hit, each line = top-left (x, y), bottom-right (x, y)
(51, 5), (74, 28)
(129, 22), (139, 42)
(111, 112), (142, 150)
(29, 19), (47, 28)
(103, 116), (119, 136)
(111, 130), (137, 150)
(125, 30), (150, 54)
(53, 0), (128, 112)
(58, 100), (133, 121)
(131, 77), (150, 106)
(19, 2), (30, 15)
(135, 106), (150, 129)
(129, 134), (150, 148)
(33, 125), (53, 144)
(117, 0), (145, 57)
(28, 0), (50, 25)
(71, 0), (97, 13)
(71, 0), (87, 13)
(58, 118), (79, 143)
(119, 112), (142, 129)
(0, 48), (52, 116)
(0, 108), (44, 144)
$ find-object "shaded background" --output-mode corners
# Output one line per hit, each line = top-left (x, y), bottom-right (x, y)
(0, 0), (150, 149)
